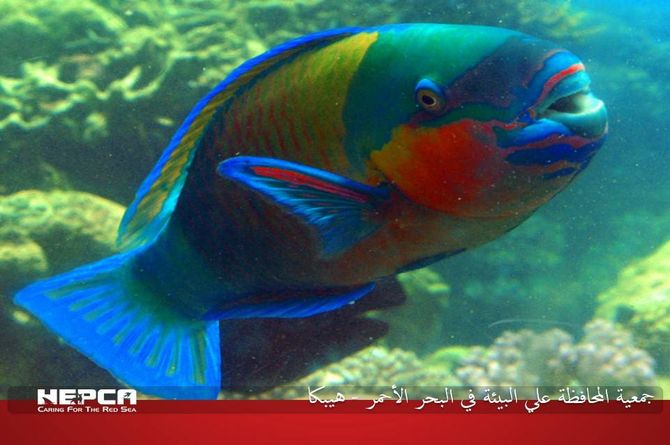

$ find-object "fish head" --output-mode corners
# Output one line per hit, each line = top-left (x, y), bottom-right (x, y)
(363, 25), (607, 219)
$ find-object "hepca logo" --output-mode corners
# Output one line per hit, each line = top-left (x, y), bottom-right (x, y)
(37, 389), (137, 406)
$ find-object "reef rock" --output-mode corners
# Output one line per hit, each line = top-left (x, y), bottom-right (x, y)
(596, 238), (670, 370)
(0, 189), (124, 294)
(377, 267), (450, 354)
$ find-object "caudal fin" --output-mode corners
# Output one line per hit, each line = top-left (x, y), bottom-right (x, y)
(14, 251), (221, 399)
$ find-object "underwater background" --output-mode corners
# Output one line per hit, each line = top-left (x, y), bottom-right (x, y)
(0, 0), (668, 398)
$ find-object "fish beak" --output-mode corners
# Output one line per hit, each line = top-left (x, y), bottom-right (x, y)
(537, 89), (608, 139)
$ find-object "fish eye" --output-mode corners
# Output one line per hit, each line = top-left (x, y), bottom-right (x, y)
(415, 78), (446, 114)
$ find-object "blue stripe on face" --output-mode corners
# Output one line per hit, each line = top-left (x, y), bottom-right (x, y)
(496, 119), (571, 148)
(522, 51), (583, 109)
(505, 140), (602, 166)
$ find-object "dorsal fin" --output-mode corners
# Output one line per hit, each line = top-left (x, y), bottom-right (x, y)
(116, 27), (365, 250)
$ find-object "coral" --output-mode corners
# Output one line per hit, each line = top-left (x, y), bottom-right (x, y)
(596, 238), (670, 371)
(455, 320), (656, 398)
(0, 190), (124, 294)
(455, 329), (575, 395)
(574, 319), (656, 386)
(0, 0), (268, 200)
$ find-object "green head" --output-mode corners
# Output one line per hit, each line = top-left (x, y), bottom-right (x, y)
(344, 24), (607, 219)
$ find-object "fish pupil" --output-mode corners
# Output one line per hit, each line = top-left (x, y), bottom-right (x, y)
(421, 94), (436, 105)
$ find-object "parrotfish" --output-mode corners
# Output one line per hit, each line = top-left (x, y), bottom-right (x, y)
(15, 24), (607, 399)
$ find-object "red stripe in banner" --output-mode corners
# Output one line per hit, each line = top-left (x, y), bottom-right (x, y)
(2, 400), (669, 445)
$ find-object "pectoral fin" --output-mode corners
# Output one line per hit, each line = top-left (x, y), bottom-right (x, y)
(217, 156), (390, 258)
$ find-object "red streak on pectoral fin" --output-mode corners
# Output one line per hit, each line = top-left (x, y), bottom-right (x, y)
(250, 166), (369, 203)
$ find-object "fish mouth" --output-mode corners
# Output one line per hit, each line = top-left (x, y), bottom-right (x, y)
(536, 86), (608, 139)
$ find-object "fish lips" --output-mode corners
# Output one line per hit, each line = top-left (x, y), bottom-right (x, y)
(534, 69), (608, 140)
(537, 90), (608, 139)
(501, 91), (607, 173)
(502, 73), (608, 170)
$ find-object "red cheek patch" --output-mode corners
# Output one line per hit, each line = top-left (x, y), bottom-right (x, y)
(371, 120), (502, 215)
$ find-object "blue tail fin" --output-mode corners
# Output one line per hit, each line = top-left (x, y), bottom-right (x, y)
(14, 251), (221, 399)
